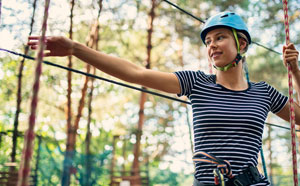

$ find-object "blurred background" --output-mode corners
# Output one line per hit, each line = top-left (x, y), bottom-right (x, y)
(0, 0), (300, 185)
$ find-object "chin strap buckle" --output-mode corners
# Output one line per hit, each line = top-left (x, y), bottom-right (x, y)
(213, 53), (242, 72)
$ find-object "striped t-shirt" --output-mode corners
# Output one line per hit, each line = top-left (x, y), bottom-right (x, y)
(174, 70), (288, 185)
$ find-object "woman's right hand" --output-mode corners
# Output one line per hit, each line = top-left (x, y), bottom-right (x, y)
(28, 36), (74, 57)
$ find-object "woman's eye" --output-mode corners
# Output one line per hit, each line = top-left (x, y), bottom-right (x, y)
(205, 40), (211, 45)
(217, 36), (224, 40)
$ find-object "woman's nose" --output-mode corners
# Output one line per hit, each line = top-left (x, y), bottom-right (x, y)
(209, 40), (217, 48)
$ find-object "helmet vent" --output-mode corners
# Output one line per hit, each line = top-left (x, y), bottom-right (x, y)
(221, 14), (229, 18)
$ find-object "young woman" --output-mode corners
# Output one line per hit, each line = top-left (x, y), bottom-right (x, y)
(28, 12), (299, 186)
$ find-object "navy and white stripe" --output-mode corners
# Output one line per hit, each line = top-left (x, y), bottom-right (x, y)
(174, 70), (288, 185)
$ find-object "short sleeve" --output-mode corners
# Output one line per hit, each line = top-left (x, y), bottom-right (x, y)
(267, 84), (288, 114)
(174, 71), (199, 97)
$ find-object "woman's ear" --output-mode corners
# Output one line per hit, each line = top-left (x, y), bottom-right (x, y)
(239, 38), (248, 53)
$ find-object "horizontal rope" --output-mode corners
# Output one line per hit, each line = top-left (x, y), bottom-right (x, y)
(265, 122), (300, 132)
(162, 0), (205, 23)
(1, 48), (299, 132)
(0, 48), (190, 105)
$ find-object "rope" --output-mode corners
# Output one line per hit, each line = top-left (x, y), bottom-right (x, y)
(17, 0), (50, 185)
(0, 48), (190, 105)
(282, 1), (298, 185)
(162, 0), (205, 23)
(260, 148), (268, 179)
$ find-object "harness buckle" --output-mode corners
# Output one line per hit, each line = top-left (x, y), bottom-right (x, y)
(244, 166), (260, 183)
(233, 179), (243, 186)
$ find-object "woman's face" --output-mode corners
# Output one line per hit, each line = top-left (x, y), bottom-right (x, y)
(205, 28), (238, 68)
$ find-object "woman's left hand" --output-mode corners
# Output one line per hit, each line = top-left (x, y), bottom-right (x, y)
(283, 43), (299, 74)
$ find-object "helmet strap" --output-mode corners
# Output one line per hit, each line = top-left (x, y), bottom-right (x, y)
(213, 28), (244, 72)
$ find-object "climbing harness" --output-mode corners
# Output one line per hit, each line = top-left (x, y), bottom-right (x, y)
(282, 0), (298, 185)
(193, 151), (262, 186)
(193, 151), (233, 186)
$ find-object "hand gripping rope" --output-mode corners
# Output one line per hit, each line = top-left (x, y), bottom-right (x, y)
(193, 151), (234, 186)
(282, 0), (298, 186)
(17, 0), (50, 186)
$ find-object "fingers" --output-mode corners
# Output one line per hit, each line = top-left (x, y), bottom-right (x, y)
(28, 36), (50, 50)
(283, 43), (298, 58)
(28, 36), (40, 40)
(287, 43), (296, 50)
(282, 43), (299, 73)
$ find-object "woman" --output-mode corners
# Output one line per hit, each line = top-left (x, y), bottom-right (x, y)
(28, 12), (299, 185)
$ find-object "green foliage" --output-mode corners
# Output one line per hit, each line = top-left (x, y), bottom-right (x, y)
(150, 168), (180, 186)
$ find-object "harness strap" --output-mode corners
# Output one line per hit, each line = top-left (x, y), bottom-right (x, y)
(193, 152), (264, 186)
(193, 151), (233, 178)
(193, 151), (233, 185)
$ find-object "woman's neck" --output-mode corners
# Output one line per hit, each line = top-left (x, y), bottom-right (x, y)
(215, 64), (248, 91)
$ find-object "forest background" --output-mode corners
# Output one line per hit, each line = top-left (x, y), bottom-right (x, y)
(0, 0), (300, 185)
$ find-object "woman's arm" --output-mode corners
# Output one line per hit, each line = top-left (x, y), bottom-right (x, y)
(28, 36), (181, 94)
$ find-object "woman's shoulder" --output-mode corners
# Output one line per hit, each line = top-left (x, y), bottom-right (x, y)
(175, 70), (214, 80)
(250, 81), (269, 87)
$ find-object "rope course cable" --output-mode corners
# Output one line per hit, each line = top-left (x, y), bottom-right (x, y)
(0, 48), (189, 105)
(1, 48), (299, 134)
(282, 0), (298, 185)
(17, 0), (50, 186)
(162, 0), (205, 23)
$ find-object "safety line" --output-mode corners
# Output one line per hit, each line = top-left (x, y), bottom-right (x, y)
(282, 0), (298, 185)
(162, 0), (205, 23)
(265, 122), (300, 132)
(0, 48), (190, 105)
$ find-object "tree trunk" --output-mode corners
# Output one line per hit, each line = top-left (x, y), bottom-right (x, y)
(132, 0), (156, 185)
(84, 67), (95, 186)
(11, 0), (37, 167)
(110, 136), (119, 186)
(61, 0), (75, 185)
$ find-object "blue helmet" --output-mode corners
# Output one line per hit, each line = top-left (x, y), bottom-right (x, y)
(200, 12), (251, 44)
